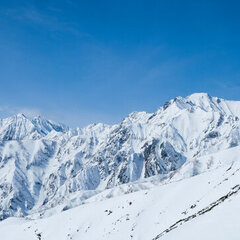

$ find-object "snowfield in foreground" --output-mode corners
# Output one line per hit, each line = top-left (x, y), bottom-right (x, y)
(1, 146), (240, 240)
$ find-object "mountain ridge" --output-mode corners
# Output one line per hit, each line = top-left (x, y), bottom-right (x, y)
(0, 92), (239, 221)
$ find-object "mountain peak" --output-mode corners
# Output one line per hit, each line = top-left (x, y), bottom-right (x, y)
(187, 92), (211, 99)
(14, 113), (28, 119)
(0, 113), (67, 140)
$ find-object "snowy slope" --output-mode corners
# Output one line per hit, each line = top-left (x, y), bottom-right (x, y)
(0, 92), (240, 222)
(0, 146), (240, 240)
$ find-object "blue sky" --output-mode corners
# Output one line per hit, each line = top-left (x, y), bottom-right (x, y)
(0, 0), (240, 127)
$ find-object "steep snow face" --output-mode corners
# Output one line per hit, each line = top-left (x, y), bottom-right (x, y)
(0, 93), (240, 220)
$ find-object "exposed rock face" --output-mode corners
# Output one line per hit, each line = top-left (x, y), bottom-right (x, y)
(0, 93), (240, 219)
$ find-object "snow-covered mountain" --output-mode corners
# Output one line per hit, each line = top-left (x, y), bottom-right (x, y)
(0, 92), (240, 232)
(1, 145), (240, 240)
(0, 113), (68, 140)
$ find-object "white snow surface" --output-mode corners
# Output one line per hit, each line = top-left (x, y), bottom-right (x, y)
(0, 93), (240, 239)
(1, 146), (240, 239)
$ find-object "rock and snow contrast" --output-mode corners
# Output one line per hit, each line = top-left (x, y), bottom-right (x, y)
(0, 92), (240, 239)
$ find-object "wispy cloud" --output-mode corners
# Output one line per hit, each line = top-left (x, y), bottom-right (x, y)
(3, 4), (89, 38)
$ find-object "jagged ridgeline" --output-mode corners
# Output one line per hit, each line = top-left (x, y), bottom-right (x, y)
(0, 93), (240, 220)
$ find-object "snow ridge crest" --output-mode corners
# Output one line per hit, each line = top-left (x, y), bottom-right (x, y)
(0, 92), (240, 220)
